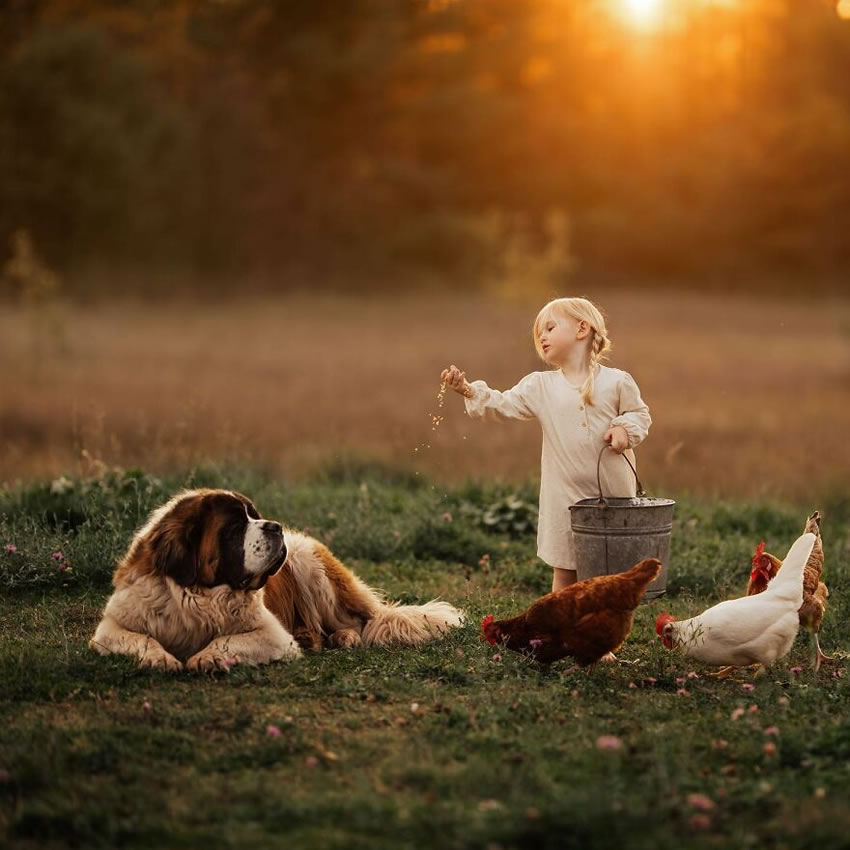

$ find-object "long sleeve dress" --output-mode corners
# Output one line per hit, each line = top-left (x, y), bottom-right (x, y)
(464, 365), (651, 570)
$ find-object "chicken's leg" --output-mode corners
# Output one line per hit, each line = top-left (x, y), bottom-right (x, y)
(813, 631), (833, 671)
(706, 666), (738, 679)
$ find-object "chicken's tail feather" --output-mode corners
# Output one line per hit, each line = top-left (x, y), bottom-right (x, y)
(803, 511), (820, 537)
(764, 532), (815, 604)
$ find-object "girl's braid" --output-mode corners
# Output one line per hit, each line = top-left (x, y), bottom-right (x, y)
(581, 329), (611, 407)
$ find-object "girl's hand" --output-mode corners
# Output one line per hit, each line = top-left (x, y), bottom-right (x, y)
(441, 364), (474, 398)
(604, 425), (630, 453)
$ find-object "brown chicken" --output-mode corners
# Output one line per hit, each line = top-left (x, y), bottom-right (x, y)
(723, 511), (830, 673)
(481, 558), (661, 666)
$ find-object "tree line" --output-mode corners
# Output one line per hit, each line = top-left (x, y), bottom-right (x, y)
(1, 0), (849, 293)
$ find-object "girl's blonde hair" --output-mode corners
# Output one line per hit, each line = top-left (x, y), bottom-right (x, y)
(532, 296), (612, 406)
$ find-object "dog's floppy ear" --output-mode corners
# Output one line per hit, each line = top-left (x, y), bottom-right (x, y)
(149, 514), (203, 586)
(233, 491), (261, 520)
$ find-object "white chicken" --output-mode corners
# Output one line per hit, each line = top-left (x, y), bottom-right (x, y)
(656, 532), (816, 675)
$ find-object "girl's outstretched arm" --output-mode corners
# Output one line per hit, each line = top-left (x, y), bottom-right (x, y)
(459, 372), (539, 422)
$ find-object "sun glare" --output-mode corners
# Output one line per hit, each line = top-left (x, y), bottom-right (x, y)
(838, 0), (850, 20)
(621, 0), (665, 30)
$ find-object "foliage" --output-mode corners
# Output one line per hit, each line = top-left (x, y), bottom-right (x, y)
(459, 494), (539, 539)
(1, 2), (849, 286)
(0, 24), (191, 269)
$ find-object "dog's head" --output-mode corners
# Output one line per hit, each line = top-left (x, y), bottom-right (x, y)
(141, 489), (286, 591)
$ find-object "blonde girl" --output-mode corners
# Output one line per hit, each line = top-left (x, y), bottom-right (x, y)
(441, 296), (651, 594)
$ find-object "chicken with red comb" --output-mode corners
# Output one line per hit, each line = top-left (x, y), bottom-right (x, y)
(656, 532), (816, 677)
(478, 557), (661, 666)
(748, 541), (781, 596)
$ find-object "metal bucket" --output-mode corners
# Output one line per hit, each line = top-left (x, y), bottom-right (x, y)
(568, 448), (674, 601)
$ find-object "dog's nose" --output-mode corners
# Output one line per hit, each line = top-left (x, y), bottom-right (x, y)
(263, 521), (282, 536)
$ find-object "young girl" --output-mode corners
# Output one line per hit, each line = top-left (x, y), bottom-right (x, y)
(441, 296), (651, 595)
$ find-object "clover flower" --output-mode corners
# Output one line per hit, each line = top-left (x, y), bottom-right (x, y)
(686, 793), (716, 811)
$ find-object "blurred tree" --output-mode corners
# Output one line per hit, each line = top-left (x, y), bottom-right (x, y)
(0, 0), (848, 291)
(0, 23), (191, 267)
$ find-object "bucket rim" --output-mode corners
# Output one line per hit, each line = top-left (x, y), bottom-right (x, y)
(570, 496), (676, 509)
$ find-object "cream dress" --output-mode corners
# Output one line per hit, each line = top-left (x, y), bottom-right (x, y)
(464, 365), (652, 570)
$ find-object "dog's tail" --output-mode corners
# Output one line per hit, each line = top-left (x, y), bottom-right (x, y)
(362, 599), (465, 647)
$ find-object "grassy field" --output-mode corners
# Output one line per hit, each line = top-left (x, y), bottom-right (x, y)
(1, 290), (849, 501)
(1, 467), (848, 849)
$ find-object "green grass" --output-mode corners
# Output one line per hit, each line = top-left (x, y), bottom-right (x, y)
(1, 467), (848, 849)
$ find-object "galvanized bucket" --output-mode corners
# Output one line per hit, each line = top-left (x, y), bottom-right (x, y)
(568, 447), (674, 600)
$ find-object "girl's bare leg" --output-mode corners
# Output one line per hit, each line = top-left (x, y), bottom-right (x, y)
(552, 568), (577, 592)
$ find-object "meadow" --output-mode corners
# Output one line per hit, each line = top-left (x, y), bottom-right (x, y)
(0, 466), (848, 850)
(2, 289), (849, 848)
(1, 290), (849, 500)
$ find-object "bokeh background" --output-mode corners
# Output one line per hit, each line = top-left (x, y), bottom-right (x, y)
(1, 0), (849, 503)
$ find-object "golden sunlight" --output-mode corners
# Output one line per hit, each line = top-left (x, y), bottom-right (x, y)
(838, 0), (850, 20)
(619, 0), (665, 30)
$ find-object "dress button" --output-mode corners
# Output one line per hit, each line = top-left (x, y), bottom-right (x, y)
(579, 405), (584, 411)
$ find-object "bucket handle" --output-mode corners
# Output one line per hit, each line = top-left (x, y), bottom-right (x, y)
(595, 445), (646, 505)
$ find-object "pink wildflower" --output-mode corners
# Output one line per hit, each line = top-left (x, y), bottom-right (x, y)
(748, 704), (759, 714)
(777, 696), (790, 706)
(687, 671), (699, 679)
(676, 688), (690, 696)
(491, 652), (502, 663)
(304, 755), (319, 768)
(763, 741), (777, 756)
(142, 700), (152, 712)
(529, 639), (543, 649)
(741, 683), (755, 692)
(731, 707), (745, 721)
(764, 726), (779, 737)
(4, 544), (16, 554)
(266, 725), (282, 738)
(478, 553), (491, 567)
(711, 739), (728, 749)
(442, 512), (453, 522)
(675, 677), (686, 685)
(51, 551), (64, 561)
(646, 677), (658, 685)
(686, 793), (716, 811)
(790, 666), (803, 675)
(628, 682), (637, 689)
(595, 735), (623, 752)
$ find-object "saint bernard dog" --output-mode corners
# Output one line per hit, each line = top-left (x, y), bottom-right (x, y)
(89, 488), (464, 671)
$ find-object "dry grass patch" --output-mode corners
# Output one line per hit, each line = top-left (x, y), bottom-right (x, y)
(2, 290), (848, 500)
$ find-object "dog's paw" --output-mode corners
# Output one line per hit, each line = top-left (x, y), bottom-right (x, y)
(140, 649), (183, 672)
(328, 628), (363, 649)
(186, 650), (236, 673)
(293, 626), (323, 652)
